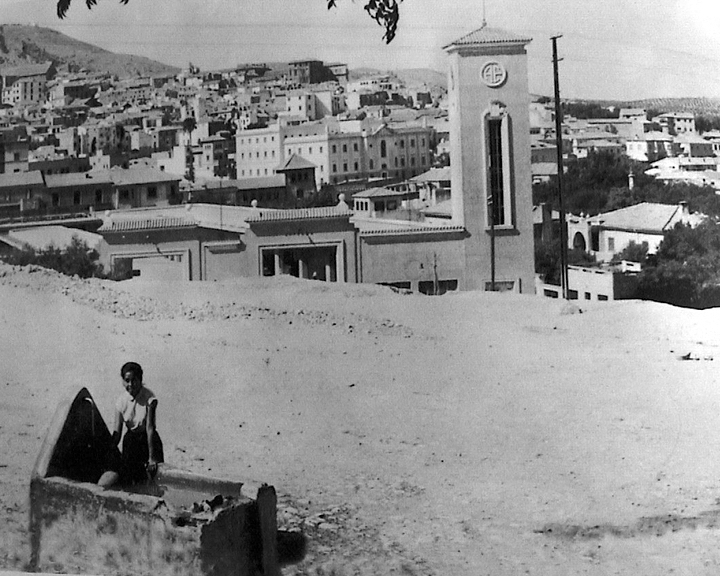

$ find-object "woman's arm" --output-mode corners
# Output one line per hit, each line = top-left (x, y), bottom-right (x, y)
(111, 408), (123, 447)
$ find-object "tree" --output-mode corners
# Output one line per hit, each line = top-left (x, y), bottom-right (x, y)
(57, 0), (402, 43)
(182, 117), (197, 183)
(1, 237), (105, 279)
(611, 240), (648, 264)
(636, 222), (720, 308)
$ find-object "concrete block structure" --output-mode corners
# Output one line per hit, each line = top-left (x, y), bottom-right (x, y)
(444, 25), (536, 292)
(29, 387), (281, 576)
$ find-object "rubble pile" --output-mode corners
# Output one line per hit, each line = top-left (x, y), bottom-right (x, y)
(277, 495), (434, 576)
(0, 263), (414, 338)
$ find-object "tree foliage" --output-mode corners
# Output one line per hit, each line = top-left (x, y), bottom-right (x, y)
(634, 222), (720, 309)
(562, 102), (619, 120)
(695, 115), (720, 134)
(58, 0), (402, 43)
(535, 238), (596, 285)
(533, 150), (720, 219)
(1, 237), (105, 279)
(611, 240), (648, 264)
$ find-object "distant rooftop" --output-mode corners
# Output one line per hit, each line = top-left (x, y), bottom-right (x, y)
(409, 167), (451, 183)
(443, 24), (532, 51)
(352, 187), (409, 199)
(246, 205), (351, 223)
(592, 202), (704, 232)
(275, 153), (317, 172)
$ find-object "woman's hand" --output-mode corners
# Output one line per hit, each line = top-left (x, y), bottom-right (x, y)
(146, 460), (158, 479)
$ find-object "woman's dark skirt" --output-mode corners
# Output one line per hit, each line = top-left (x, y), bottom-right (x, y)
(120, 427), (164, 484)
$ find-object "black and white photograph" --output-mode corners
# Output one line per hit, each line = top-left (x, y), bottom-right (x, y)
(1, 1), (720, 574)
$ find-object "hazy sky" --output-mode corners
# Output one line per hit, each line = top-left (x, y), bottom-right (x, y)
(3, 0), (720, 100)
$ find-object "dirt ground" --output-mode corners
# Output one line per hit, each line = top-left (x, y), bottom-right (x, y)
(2, 262), (720, 575)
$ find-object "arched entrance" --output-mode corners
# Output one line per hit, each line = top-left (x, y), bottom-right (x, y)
(572, 231), (587, 252)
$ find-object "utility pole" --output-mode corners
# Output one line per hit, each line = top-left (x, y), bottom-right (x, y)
(488, 194), (496, 291)
(551, 35), (569, 299)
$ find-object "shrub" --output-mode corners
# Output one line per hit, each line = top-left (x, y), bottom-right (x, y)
(1, 236), (105, 279)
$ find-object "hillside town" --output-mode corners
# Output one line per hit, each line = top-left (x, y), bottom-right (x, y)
(0, 26), (716, 302)
(5, 12), (720, 576)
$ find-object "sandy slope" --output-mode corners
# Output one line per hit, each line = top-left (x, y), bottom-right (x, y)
(2, 262), (720, 575)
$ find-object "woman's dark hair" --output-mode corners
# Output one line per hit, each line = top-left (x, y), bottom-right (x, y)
(120, 361), (143, 380)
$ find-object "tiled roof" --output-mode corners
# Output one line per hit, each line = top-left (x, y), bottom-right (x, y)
(45, 171), (113, 188)
(109, 167), (181, 186)
(358, 222), (465, 236)
(444, 25), (532, 50)
(352, 187), (408, 199)
(409, 167), (451, 183)
(223, 175), (286, 190)
(98, 216), (195, 233)
(0, 171), (44, 189)
(275, 153), (317, 172)
(593, 202), (692, 232)
(1, 62), (54, 79)
(640, 131), (673, 141)
(246, 206), (352, 223)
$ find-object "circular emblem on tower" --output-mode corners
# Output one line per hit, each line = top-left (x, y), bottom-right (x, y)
(481, 61), (507, 88)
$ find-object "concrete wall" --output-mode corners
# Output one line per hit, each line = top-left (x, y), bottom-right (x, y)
(446, 35), (535, 293)
(537, 266), (639, 301)
(29, 386), (282, 576)
(596, 229), (660, 262)
(203, 241), (248, 281)
(359, 231), (466, 292)
(245, 219), (357, 282)
(102, 227), (241, 281)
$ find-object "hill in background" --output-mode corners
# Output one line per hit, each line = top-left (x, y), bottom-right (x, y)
(0, 24), (179, 78)
(567, 96), (720, 116)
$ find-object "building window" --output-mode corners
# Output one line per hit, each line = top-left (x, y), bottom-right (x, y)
(148, 186), (157, 199)
(400, 140), (405, 149)
(608, 237), (615, 251)
(369, 159), (374, 169)
(332, 163), (337, 173)
(381, 140), (387, 158)
(354, 161), (358, 171)
(418, 279), (458, 295)
(342, 144), (347, 153)
(485, 104), (513, 228)
(343, 162), (348, 172)
(353, 142), (358, 152)
(332, 144), (337, 153)
(487, 118), (504, 226)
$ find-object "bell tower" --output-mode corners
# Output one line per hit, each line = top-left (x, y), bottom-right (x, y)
(444, 25), (535, 293)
